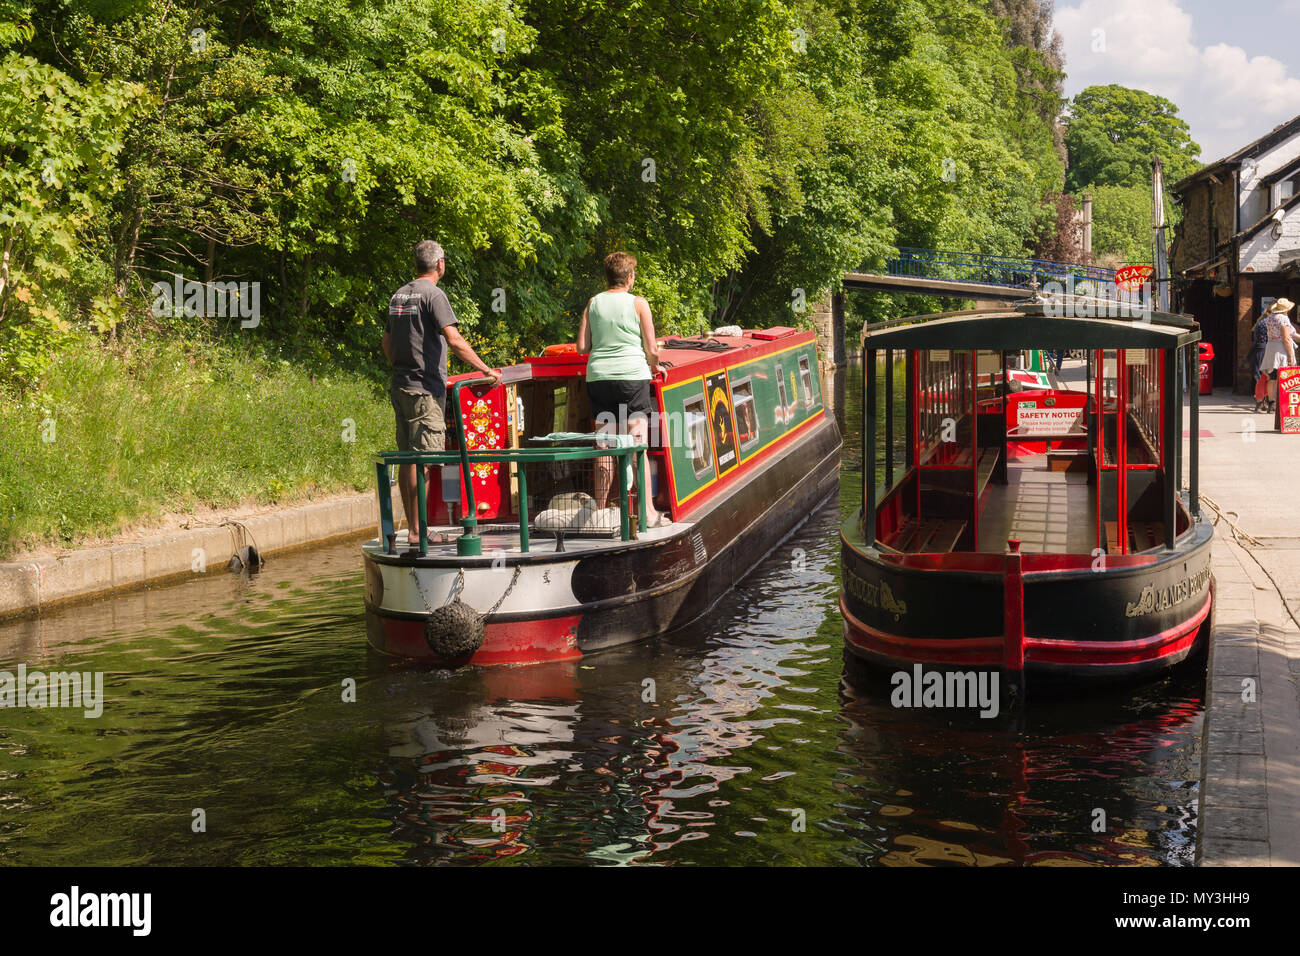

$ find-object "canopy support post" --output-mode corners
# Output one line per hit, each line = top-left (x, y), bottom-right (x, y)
(1189, 345), (1200, 517)
(1163, 346), (1177, 549)
(884, 349), (894, 489)
(864, 348), (877, 542)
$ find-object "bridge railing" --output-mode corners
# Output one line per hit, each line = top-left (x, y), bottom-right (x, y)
(881, 248), (1122, 298)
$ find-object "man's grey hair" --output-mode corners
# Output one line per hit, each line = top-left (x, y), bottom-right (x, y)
(414, 240), (445, 275)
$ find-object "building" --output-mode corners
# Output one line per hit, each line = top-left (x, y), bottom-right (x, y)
(1170, 114), (1300, 391)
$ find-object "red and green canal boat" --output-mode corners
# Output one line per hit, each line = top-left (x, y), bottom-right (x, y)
(840, 303), (1214, 696)
(365, 327), (841, 665)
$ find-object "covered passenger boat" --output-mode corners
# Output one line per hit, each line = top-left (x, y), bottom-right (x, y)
(839, 302), (1213, 697)
(365, 327), (841, 665)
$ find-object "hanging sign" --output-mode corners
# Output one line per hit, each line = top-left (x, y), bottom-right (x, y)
(1115, 264), (1154, 292)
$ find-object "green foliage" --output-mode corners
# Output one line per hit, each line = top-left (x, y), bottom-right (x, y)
(0, 50), (137, 383)
(1087, 183), (1173, 265)
(1062, 85), (1197, 265)
(1064, 84), (1201, 193)
(0, 334), (389, 557)
(9, 0), (1072, 363)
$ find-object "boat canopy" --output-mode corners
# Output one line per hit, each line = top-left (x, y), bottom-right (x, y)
(857, 301), (1205, 557)
(860, 304), (1200, 351)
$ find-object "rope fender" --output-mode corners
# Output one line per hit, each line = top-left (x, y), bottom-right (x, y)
(411, 566), (521, 660)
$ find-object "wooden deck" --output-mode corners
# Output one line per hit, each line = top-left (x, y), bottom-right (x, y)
(977, 457), (1097, 553)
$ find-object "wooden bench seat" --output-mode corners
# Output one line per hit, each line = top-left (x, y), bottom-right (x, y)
(1104, 520), (1166, 553)
(924, 520), (967, 553)
(884, 517), (967, 554)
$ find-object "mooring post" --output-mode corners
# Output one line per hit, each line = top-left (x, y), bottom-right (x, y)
(1003, 538), (1025, 707)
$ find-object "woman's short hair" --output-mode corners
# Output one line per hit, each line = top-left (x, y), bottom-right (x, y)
(603, 252), (637, 286)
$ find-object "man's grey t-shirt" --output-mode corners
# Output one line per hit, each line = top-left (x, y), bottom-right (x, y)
(387, 278), (457, 397)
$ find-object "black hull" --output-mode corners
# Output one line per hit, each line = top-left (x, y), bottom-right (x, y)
(840, 511), (1215, 684)
(571, 417), (842, 652)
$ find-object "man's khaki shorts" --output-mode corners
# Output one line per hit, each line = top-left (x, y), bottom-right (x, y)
(390, 387), (446, 452)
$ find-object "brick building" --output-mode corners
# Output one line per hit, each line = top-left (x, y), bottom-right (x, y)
(1170, 115), (1300, 391)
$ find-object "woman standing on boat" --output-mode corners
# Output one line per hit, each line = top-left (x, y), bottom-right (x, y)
(577, 252), (668, 527)
(1260, 298), (1296, 413)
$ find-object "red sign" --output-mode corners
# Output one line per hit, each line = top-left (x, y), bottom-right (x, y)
(1114, 264), (1154, 292)
(458, 383), (509, 518)
(1278, 366), (1300, 434)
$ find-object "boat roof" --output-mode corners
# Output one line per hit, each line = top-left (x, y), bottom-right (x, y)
(861, 303), (1201, 351)
(522, 326), (813, 382)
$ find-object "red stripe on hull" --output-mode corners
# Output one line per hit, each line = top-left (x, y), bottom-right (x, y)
(840, 594), (1209, 671)
(840, 596), (1004, 665)
(1023, 595), (1210, 666)
(370, 611), (583, 666)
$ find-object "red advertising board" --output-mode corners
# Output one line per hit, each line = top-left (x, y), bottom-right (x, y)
(1114, 264), (1154, 293)
(1278, 366), (1300, 434)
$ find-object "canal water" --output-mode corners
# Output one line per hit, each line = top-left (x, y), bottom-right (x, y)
(0, 366), (1205, 866)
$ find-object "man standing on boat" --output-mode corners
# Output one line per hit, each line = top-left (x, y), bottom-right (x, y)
(382, 240), (500, 545)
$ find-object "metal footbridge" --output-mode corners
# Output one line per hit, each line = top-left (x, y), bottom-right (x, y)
(844, 248), (1123, 303)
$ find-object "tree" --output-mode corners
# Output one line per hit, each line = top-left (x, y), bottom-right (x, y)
(0, 8), (138, 383)
(1064, 85), (1201, 193)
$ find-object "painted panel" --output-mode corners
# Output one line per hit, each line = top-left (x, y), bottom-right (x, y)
(706, 371), (739, 475)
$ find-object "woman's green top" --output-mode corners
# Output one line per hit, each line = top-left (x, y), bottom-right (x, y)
(585, 291), (651, 382)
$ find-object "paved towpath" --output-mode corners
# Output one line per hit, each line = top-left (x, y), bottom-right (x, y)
(1194, 390), (1300, 866)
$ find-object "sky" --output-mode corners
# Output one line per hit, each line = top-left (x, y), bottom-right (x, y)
(1055, 0), (1300, 164)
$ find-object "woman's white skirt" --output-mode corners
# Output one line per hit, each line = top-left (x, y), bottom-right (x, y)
(1263, 340), (1293, 372)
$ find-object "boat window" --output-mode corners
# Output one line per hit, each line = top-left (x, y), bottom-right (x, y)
(732, 378), (760, 449)
(1125, 348), (1161, 466)
(798, 355), (815, 408)
(684, 395), (714, 479)
(775, 363), (789, 425)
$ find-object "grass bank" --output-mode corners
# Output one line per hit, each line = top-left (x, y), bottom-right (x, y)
(0, 337), (391, 559)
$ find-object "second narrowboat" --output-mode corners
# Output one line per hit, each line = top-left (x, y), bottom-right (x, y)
(840, 302), (1214, 699)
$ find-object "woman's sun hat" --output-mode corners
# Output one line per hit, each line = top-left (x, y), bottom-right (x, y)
(1267, 297), (1294, 313)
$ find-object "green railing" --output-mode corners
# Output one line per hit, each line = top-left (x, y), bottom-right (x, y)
(374, 445), (648, 557)
(376, 377), (648, 557)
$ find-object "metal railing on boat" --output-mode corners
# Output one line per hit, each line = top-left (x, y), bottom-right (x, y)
(375, 405), (650, 560)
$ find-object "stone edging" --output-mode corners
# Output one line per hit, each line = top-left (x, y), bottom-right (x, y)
(0, 494), (380, 622)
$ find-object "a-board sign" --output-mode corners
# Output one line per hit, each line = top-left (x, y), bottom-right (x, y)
(1278, 366), (1300, 434)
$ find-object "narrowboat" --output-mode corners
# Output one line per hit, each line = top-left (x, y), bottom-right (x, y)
(839, 302), (1214, 698)
(365, 327), (841, 665)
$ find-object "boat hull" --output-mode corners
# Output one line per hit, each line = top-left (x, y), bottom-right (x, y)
(839, 512), (1214, 684)
(365, 416), (842, 665)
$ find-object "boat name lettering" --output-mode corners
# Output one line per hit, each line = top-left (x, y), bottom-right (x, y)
(845, 569), (907, 621)
(1125, 566), (1211, 618)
